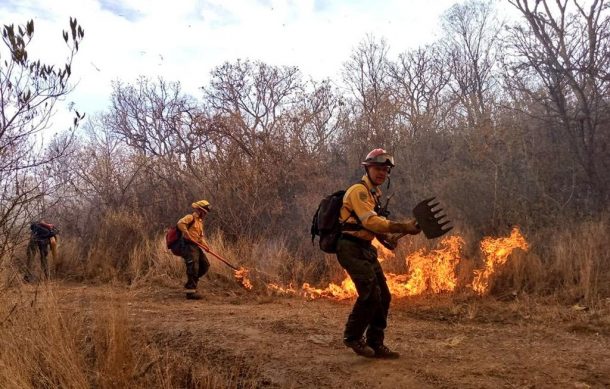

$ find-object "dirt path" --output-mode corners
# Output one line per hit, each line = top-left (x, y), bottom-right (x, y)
(20, 283), (610, 388)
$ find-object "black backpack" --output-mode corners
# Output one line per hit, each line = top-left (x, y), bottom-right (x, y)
(311, 190), (346, 253)
(311, 187), (363, 254)
(30, 222), (58, 240)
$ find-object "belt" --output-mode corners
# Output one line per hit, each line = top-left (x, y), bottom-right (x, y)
(339, 233), (372, 247)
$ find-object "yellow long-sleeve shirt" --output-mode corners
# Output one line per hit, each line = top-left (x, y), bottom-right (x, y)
(339, 175), (393, 241)
(177, 212), (206, 246)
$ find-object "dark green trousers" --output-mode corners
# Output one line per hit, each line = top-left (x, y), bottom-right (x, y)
(336, 236), (391, 348)
(26, 238), (50, 279)
(180, 241), (210, 290)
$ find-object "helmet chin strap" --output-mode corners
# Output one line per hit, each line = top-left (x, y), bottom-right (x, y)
(365, 166), (373, 186)
(387, 166), (392, 189)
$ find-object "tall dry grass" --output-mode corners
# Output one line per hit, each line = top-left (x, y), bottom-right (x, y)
(477, 219), (610, 305)
(544, 219), (610, 303)
(207, 232), (344, 287)
(0, 286), (90, 388)
(0, 284), (263, 388)
(6, 209), (609, 306)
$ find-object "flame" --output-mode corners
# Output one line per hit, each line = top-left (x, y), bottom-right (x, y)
(266, 283), (299, 295)
(234, 267), (253, 290)
(265, 279), (357, 300)
(241, 227), (529, 299)
(302, 277), (356, 300)
(471, 227), (528, 294)
(386, 235), (463, 297)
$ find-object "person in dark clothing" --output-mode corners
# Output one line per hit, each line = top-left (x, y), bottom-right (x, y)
(25, 221), (58, 281)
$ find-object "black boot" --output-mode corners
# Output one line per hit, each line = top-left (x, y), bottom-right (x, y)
(343, 338), (375, 358)
(370, 344), (400, 359)
(184, 280), (197, 289)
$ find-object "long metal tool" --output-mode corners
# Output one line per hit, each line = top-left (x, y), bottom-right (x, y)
(193, 241), (240, 271)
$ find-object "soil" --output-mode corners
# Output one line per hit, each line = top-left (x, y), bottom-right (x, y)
(12, 281), (610, 388)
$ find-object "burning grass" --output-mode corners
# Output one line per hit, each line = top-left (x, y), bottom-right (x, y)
(8, 218), (608, 306)
(266, 227), (529, 301)
(141, 221), (608, 306)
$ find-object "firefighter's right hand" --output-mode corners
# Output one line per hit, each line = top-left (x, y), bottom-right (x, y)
(389, 219), (421, 235)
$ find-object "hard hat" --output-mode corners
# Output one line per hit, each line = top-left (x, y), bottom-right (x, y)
(361, 148), (395, 167)
(192, 200), (211, 212)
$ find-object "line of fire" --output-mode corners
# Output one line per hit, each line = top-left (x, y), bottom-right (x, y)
(231, 226), (528, 299)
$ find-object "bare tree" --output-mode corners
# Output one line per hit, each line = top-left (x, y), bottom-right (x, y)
(203, 60), (335, 239)
(342, 35), (397, 151)
(283, 79), (343, 154)
(0, 18), (84, 259)
(204, 60), (303, 156)
(441, 0), (503, 128)
(506, 0), (610, 207)
(387, 45), (452, 139)
(106, 77), (206, 159)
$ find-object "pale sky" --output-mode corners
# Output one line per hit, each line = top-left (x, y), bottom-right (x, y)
(2, 0), (498, 125)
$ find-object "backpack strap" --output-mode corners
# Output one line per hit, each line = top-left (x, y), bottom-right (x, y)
(311, 202), (322, 243)
(341, 180), (386, 231)
(177, 218), (196, 240)
(339, 181), (370, 232)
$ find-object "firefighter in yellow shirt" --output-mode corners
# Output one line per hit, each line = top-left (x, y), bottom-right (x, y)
(338, 149), (421, 359)
(177, 200), (211, 300)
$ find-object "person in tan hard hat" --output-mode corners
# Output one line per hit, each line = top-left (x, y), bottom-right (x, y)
(176, 200), (211, 300)
(338, 148), (421, 359)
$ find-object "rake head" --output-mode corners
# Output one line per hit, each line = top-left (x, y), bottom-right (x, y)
(412, 197), (453, 239)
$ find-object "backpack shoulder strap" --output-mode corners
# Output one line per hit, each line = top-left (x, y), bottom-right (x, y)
(340, 181), (369, 229)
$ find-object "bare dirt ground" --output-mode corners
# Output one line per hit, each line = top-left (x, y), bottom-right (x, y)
(11, 280), (610, 389)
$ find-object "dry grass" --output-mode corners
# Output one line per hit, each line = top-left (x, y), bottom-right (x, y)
(0, 217), (608, 388)
(0, 285), (89, 388)
(546, 219), (610, 304)
(52, 238), (86, 281)
(3, 214), (610, 305)
(489, 219), (610, 305)
(0, 284), (263, 388)
(5, 215), (609, 305)
(191, 232), (344, 291)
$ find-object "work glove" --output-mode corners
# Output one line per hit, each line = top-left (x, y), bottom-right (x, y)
(375, 233), (405, 251)
(388, 219), (421, 235)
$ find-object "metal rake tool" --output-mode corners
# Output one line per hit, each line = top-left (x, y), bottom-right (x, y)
(412, 197), (453, 239)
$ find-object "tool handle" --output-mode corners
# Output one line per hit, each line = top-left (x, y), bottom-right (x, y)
(193, 242), (239, 270)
